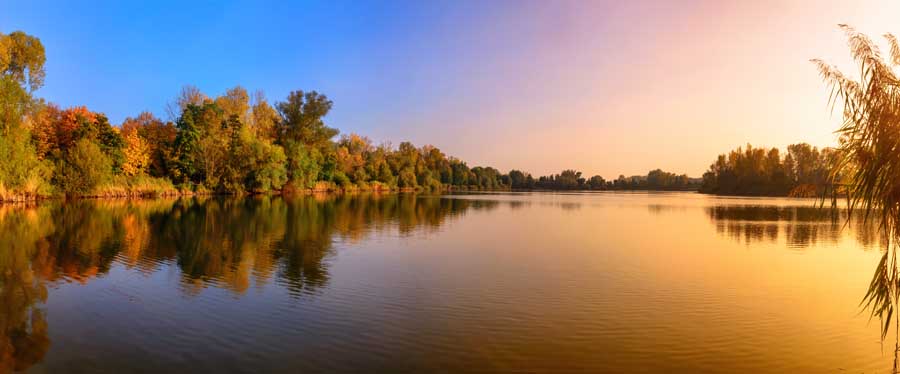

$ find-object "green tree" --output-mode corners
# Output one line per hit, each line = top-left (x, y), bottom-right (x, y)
(54, 138), (111, 195)
(284, 140), (320, 189)
(0, 129), (50, 195)
(276, 90), (337, 148)
(172, 104), (203, 184)
(0, 31), (45, 92)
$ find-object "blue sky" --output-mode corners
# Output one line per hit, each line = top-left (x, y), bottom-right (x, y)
(4, 0), (577, 169)
(4, 1), (462, 128)
(3, 0), (892, 176)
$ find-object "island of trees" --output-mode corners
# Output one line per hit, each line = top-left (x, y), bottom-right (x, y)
(698, 143), (839, 197)
(0, 30), (701, 202)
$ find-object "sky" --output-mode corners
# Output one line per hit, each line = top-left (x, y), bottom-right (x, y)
(3, 0), (900, 178)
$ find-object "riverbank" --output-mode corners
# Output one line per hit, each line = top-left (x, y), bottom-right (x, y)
(0, 179), (513, 204)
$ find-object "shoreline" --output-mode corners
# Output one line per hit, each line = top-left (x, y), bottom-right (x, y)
(0, 184), (518, 205)
(2, 186), (833, 205)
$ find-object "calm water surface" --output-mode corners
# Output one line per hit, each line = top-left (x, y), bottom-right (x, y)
(0, 192), (893, 373)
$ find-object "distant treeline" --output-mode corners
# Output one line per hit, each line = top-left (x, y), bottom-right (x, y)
(508, 169), (701, 191)
(699, 143), (838, 197)
(0, 30), (703, 202)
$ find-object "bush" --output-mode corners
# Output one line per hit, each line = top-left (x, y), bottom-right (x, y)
(246, 140), (287, 193)
(284, 141), (320, 189)
(398, 167), (417, 188)
(332, 171), (351, 188)
(0, 132), (52, 197)
(54, 139), (112, 196)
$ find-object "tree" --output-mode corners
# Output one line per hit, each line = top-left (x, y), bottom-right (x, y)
(0, 31), (46, 92)
(120, 112), (176, 177)
(214, 86), (250, 125)
(0, 75), (30, 135)
(276, 90), (337, 148)
(245, 139), (287, 192)
(698, 143), (831, 196)
(250, 91), (280, 141)
(0, 31), (45, 136)
(54, 138), (111, 195)
(121, 129), (150, 177)
(587, 175), (605, 190)
(0, 129), (49, 195)
(166, 85), (207, 120)
(557, 170), (581, 189)
(508, 169), (529, 189)
(335, 134), (372, 184)
(451, 159), (470, 186)
(283, 140), (320, 189)
(814, 26), (900, 354)
(172, 104), (205, 183)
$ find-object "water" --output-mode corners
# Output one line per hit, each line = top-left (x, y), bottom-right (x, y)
(0, 192), (893, 373)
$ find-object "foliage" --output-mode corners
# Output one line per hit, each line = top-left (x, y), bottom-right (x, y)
(171, 103), (208, 183)
(525, 168), (695, 191)
(276, 90), (337, 149)
(121, 128), (150, 177)
(284, 140), (321, 189)
(120, 112), (176, 178)
(54, 138), (112, 196)
(814, 26), (900, 366)
(0, 130), (51, 197)
(698, 143), (836, 196)
(246, 139), (287, 192)
(0, 31), (45, 92)
(0, 76), (30, 134)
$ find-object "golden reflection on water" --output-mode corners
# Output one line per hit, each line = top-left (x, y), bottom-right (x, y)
(0, 192), (895, 373)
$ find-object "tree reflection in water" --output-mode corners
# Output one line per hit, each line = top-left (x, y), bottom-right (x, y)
(0, 193), (498, 372)
(703, 205), (884, 249)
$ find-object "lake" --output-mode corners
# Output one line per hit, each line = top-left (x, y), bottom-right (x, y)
(0, 192), (893, 373)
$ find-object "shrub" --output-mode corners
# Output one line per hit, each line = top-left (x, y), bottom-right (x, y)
(246, 140), (287, 193)
(54, 139), (112, 196)
(0, 132), (52, 197)
(332, 171), (351, 188)
(284, 141), (320, 189)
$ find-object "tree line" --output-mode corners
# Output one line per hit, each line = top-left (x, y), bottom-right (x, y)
(507, 169), (700, 191)
(699, 143), (840, 196)
(0, 30), (701, 201)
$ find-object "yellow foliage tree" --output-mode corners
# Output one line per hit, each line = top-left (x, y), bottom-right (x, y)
(121, 130), (149, 177)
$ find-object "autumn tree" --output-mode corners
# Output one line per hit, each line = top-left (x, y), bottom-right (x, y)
(250, 91), (280, 141)
(121, 129), (150, 177)
(165, 85), (207, 120)
(120, 112), (176, 177)
(699, 143), (833, 196)
(0, 31), (45, 92)
(214, 86), (250, 125)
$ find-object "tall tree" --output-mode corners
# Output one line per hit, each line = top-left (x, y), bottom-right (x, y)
(0, 31), (46, 92)
(276, 90), (337, 148)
